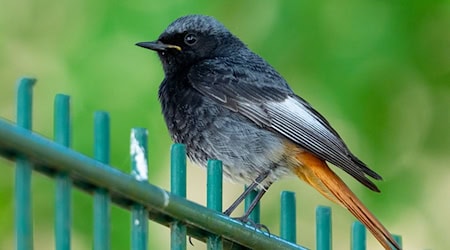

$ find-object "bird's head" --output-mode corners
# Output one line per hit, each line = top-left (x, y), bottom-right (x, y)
(137, 15), (244, 75)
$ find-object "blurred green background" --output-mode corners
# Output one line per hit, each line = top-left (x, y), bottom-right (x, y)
(1, 0), (449, 249)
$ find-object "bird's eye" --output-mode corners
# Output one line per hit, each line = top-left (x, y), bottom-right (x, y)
(184, 33), (198, 46)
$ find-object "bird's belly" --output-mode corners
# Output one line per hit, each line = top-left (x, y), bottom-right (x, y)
(166, 102), (292, 186)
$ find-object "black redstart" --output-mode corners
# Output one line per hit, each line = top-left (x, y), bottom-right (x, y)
(137, 14), (400, 250)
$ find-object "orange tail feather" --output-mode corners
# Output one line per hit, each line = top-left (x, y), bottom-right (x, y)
(294, 151), (401, 250)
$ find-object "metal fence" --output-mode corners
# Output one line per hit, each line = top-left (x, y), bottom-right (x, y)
(0, 77), (402, 250)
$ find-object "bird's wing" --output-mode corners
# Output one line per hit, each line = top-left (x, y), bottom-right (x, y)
(188, 60), (382, 191)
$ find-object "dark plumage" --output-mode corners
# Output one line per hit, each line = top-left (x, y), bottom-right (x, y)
(137, 14), (380, 190)
(136, 15), (400, 250)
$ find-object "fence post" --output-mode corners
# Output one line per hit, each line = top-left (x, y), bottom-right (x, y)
(244, 189), (260, 224)
(393, 235), (402, 249)
(15, 77), (35, 250)
(130, 128), (149, 250)
(316, 206), (332, 250)
(207, 160), (223, 250)
(170, 144), (187, 250)
(351, 221), (366, 250)
(280, 191), (296, 243)
(54, 94), (72, 250)
(93, 112), (111, 250)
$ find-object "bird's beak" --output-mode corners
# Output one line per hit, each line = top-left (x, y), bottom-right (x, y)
(135, 41), (182, 52)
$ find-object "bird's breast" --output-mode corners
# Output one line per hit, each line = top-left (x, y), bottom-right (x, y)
(158, 76), (292, 185)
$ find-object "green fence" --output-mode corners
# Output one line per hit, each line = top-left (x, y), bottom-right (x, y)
(0, 77), (402, 250)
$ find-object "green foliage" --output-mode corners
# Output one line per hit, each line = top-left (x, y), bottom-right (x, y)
(0, 1), (449, 249)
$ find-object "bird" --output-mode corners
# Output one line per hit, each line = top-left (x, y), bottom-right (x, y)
(136, 14), (401, 250)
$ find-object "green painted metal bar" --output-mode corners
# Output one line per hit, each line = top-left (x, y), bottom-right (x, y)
(93, 112), (110, 250)
(392, 235), (402, 249)
(53, 94), (71, 147)
(0, 120), (307, 250)
(351, 221), (366, 250)
(54, 94), (72, 250)
(244, 189), (260, 224)
(170, 144), (186, 197)
(280, 191), (296, 243)
(130, 128), (149, 250)
(207, 160), (223, 250)
(15, 77), (35, 250)
(16, 78), (34, 129)
(316, 206), (331, 250)
(170, 144), (187, 250)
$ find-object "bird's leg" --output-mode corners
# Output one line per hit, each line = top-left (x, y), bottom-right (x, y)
(223, 183), (258, 216)
(224, 171), (270, 216)
(232, 183), (273, 235)
(239, 186), (268, 221)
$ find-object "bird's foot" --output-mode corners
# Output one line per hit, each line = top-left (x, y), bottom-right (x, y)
(231, 216), (271, 235)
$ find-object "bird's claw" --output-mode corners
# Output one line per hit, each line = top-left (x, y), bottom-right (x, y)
(231, 216), (271, 235)
(188, 236), (195, 246)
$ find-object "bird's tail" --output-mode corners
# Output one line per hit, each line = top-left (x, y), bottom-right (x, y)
(293, 151), (401, 250)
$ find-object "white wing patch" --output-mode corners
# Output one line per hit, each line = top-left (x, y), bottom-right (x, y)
(269, 96), (321, 129)
(267, 96), (337, 144)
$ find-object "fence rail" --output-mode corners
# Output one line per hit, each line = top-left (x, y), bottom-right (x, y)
(0, 77), (402, 249)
